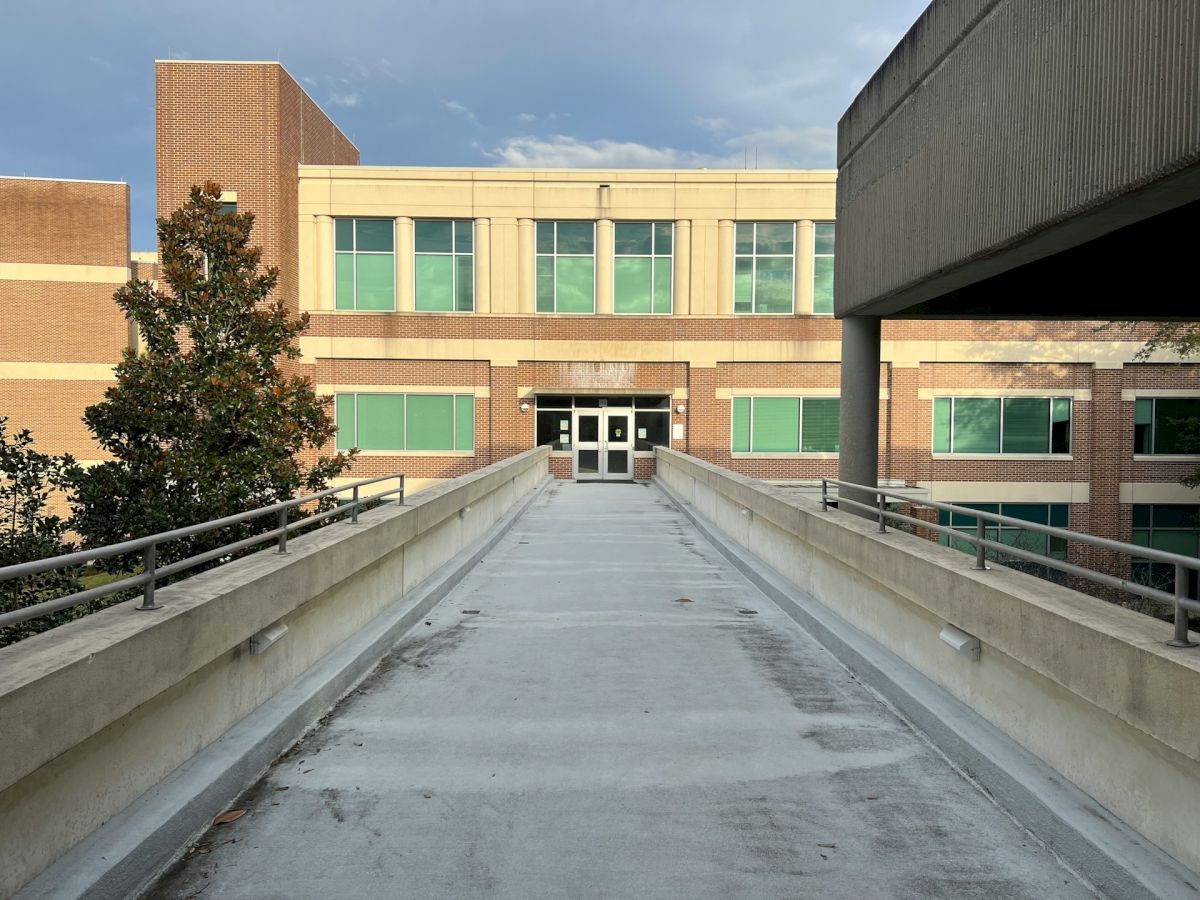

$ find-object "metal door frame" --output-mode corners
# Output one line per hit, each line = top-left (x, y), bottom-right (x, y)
(572, 408), (634, 481)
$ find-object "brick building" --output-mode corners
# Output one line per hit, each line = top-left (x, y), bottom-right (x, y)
(1, 59), (1196, 592)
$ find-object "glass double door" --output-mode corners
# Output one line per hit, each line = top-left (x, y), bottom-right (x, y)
(573, 408), (634, 481)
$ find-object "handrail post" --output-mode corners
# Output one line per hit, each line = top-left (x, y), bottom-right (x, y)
(877, 492), (886, 533)
(351, 485), (360, 525)
(276, 507), (288, 553)
(399, 474), (405, 506)
(975, 517), (987, 570)
(820, 479), (828, 512)
(1167, 562), (1197, 648)
(138, 542), (160, 610)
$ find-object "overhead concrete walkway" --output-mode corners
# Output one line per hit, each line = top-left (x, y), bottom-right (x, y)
(147, 482), (1095, 900)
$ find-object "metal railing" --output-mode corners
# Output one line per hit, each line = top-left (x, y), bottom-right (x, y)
(820, 478), (1199, 648)
(0, 474), (405, 630)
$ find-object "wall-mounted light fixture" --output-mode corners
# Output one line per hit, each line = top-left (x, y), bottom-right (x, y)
(676, 404), (686, 414)
(520, 402), (530, 412)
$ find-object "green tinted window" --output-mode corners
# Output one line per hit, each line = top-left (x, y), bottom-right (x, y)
(455, 395), (475, 450)
(614, 222), (672, 315)
(536, 222), (595, 313)
(751, 397), (800, 452)
(801, 398), (840, 452)
(335, 253), (355, 310)
(1153, 398), (1200, 454)
(936, 396), (1071, 455)
(813, 256), (834, 315)
(734, 223), (794, 314)
(335, 394), (355, 450)
(414, 255), (453, 312)
(357, 395), (405, 450)
(333, 218), (396, 311)
(1130, 504), (1200, 598)
(939, 503), (1069, 563)
(1002, 398), (1050, 453)
(732, 397), (751, 452)
(812, 223), (835, 315)
(933, 397), (951, 453)
(414, 220), (473, 313)
(952, 398), (1001, 453)
(614, 258), (651, 314)
(355, 254), (395, 311)
(405, 395), (455, 450)
(333, 394), (474, 453)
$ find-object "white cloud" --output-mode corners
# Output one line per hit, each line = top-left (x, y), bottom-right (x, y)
(849, 23), (903, 54)
(482, 125), (836, 170)
(442, 99), (478, 124)
(516, 112), (537, 123)
(693, 116), (730, 134)
(327, 92), (361, 108)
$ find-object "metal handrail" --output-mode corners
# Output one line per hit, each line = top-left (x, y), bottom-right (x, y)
(819, 477), (1199, 648)
(0, 474), (405, 630)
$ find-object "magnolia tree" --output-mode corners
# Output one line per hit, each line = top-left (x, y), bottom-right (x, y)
(70, 182), (353, 566)
(0, 419), (83, 644)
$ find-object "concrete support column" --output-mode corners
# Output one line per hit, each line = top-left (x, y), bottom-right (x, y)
(595, 218), (613, 314)
(474, 217), (491, 314)
(673, 219), (691, 315)
(395, 216), (414, 313)
(517, 218), (535, 314)
(716, 219), (734, 315)
(795, 219), (814, 315)
(838, 315), (882, 517)
(314, 215), (334, 311)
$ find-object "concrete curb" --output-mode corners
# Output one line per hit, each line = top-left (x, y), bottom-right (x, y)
(18, 476), (553, 900)
(653, 476), (1199, 900)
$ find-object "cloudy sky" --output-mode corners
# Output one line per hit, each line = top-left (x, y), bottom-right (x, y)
(0, 0), (927, 248)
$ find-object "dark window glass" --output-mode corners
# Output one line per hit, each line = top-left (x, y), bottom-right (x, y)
(607, 415), (629, 442)
(536, 222), (555, 254)
(653, 222), (673, 255)
(555, 222), (594, 255)
(614, 222), (652, 255)
(635, 411), (670, 450)
(536, 411), (571, 448)
(607, 449), (629, 474)
(578, 415), (599, 442)
(536, 395), (572, 408)
(574, 396), (600, 408)
(604, 396), (633, 407)
(1154, 398), (1200, 454)
(454, 220), (473, 253)
(219, 201), (237, 216)
(355, 219), (394, 253)
(335, 218), (354, 251)
(414, 220), (452, 253)
(635, 395), (671, 409)
(578, 449), (599, 474)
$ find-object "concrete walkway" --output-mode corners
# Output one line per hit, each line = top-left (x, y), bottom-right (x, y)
(148, 482), (1095, 900)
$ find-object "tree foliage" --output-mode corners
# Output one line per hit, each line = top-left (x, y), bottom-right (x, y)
(70, 182), (353, 568)
(0, 418), (85, 645)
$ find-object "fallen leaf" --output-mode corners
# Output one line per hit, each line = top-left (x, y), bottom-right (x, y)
(274, 786), (290, 792)
(212, 809), (246, 825)
(423, 792), (432, 799)
(302, 768), (313, 774)
(462, 609), (480, 615)
(674, 598), (692, 603)
(866, 795), (878, 801)
(817, 842), (837, 849)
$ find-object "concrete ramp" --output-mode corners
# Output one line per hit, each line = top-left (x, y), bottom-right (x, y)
(147, 482), (1094, 900)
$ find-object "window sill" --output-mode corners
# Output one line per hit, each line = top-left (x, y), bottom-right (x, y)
(1133, 454), (1200, 462)
(931, 453), (1073, 461)
(731, 452), (839, 459)
(342, 449), (475, 457)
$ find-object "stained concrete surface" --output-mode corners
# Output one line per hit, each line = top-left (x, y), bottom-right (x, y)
(147, 482), (1096, 900)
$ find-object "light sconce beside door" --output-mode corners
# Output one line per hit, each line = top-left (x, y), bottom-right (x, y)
(520, 402), (530, 412)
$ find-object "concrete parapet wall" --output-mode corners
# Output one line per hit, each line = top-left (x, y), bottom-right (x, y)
(654, 447), (1200, 874)
(0, 446), (549, 898)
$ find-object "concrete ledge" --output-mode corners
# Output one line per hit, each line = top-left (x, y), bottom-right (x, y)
(16, 475), (551, 900)
(654, 447), (1200, 882)
(0, 447), (549, 898)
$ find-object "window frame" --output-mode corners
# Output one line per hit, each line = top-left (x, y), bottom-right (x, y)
(1131, 503), (1200, 599)
(1133, 396), (1200, 457)
(413, 219), (475, 314)
(932, 396), (1072, 456)
(335, 391), (475, 454)
(334, 217), (397, 312)
(612, 221), (674, 315)
(733, 222), (797, 316)
(535, 220), (597, 314)
(812, 221), (835, 316)
(730, 395), (840, 455)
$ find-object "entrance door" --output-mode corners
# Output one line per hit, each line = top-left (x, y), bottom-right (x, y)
(572, 408), (633, 481)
